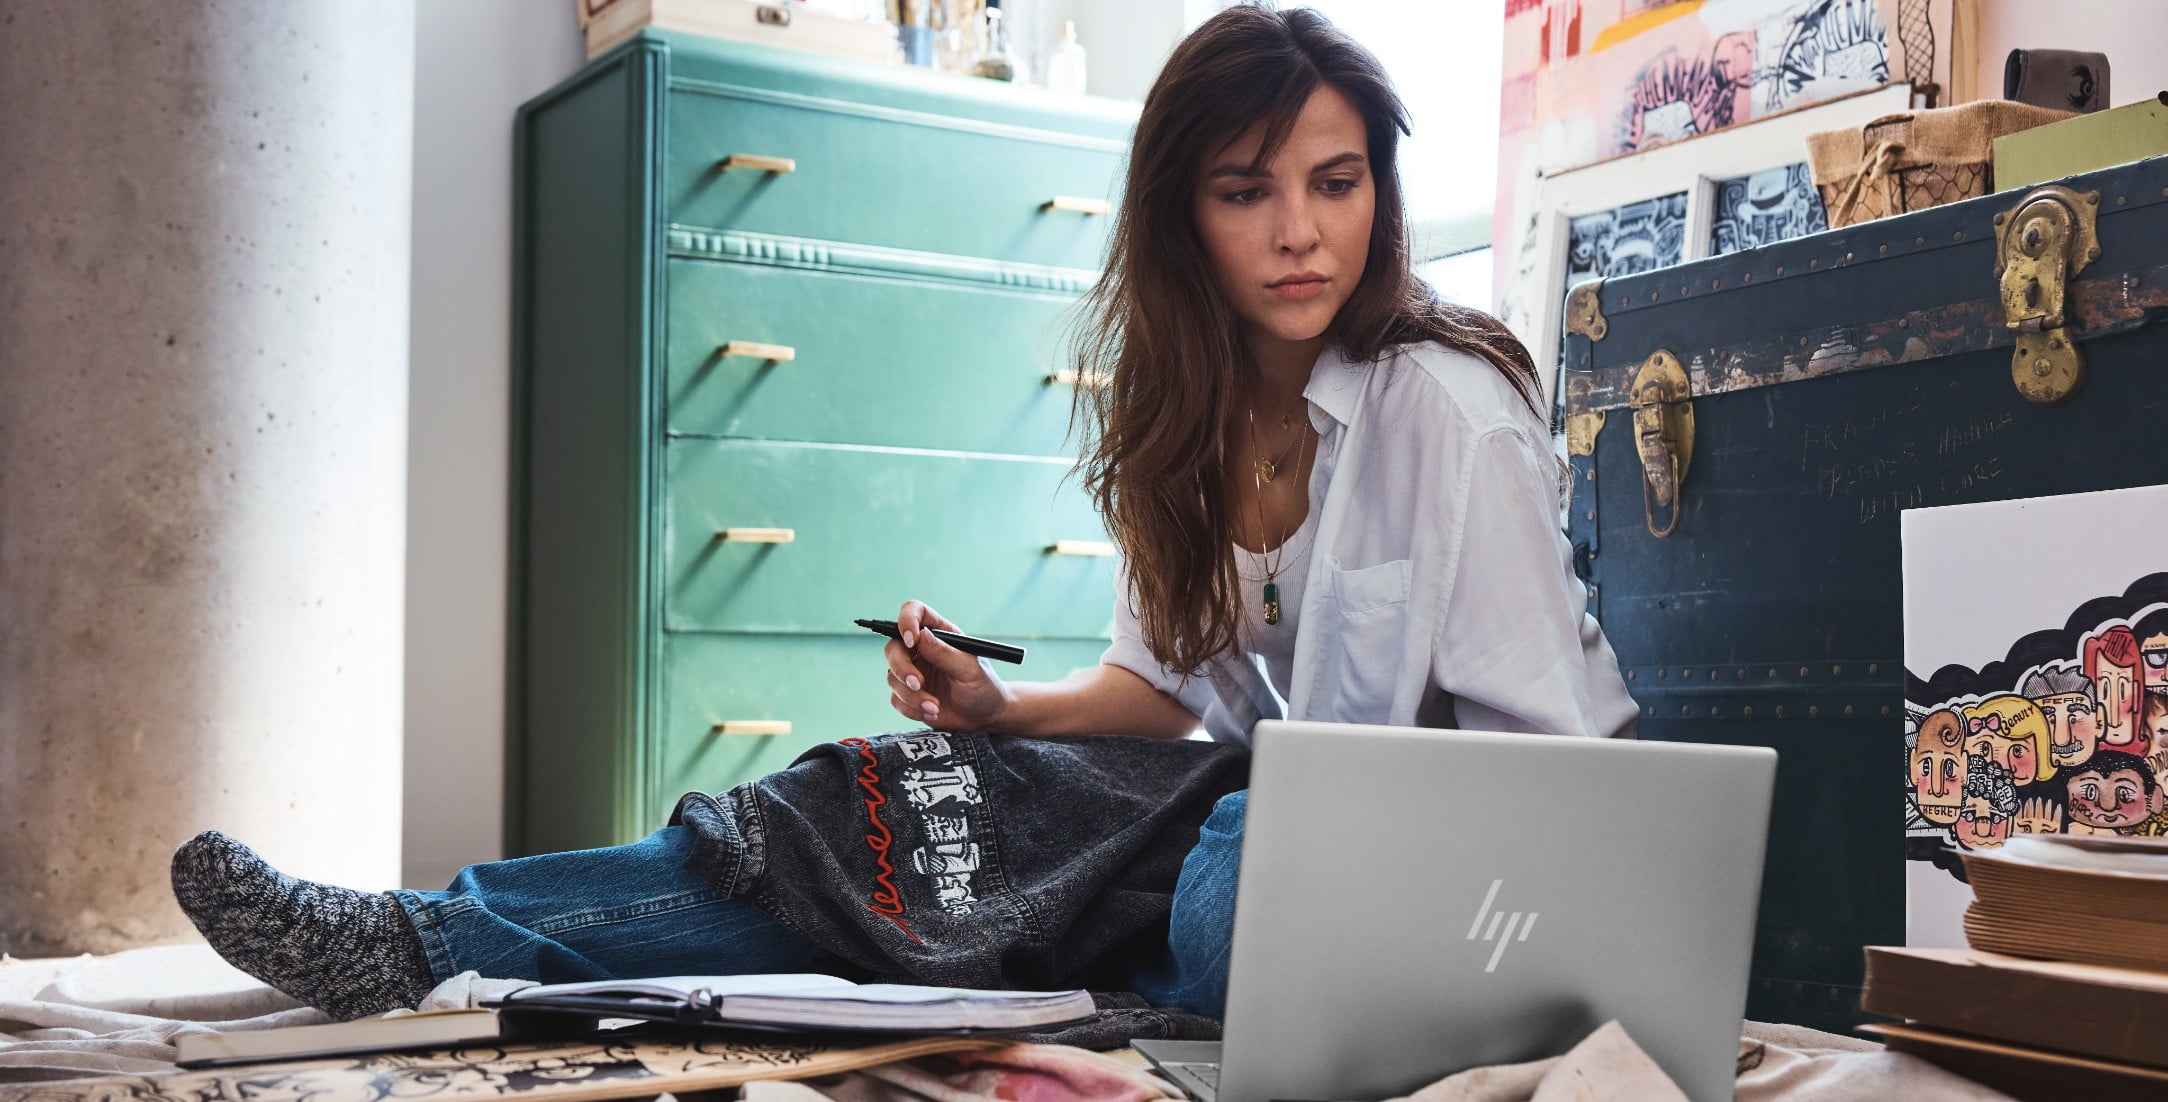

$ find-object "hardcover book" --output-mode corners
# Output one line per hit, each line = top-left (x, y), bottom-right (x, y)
(176, 1009), (505, 1069)
(1862, 944), (2168, 1070)
(1959, 842), (2168, 973)
(1860, 1021), (2168, 1102)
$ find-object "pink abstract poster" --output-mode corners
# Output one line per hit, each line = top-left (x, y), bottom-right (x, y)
(1494, 0), (1903, 341)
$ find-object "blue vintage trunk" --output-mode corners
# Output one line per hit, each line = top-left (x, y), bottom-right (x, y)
(1561, 154), (2168, 1030)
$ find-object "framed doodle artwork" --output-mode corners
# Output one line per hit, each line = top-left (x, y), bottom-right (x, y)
(1707, 163), (1828, 255)
(1494, 0), (1981, 407)
(1517, 81), (1910, 411)
(1902, 485), (2168, 947)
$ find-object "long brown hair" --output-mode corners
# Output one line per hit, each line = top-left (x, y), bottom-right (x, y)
(1070, 3), (1540, 677)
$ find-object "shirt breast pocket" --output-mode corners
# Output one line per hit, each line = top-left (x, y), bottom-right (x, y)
(1327, 558), (1413, 720)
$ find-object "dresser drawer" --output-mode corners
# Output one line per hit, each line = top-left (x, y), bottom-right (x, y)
(666, 259), (1084, 454)
(666, 85), (1123, 271)
(658, 633), (1111, 800)
(664, 439), (1116, 638)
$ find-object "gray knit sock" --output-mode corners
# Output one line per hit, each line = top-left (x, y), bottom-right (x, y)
(170, 830), (438, 1021)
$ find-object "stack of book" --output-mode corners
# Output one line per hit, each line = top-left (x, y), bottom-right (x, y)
(1861, 835), (2168, 1101)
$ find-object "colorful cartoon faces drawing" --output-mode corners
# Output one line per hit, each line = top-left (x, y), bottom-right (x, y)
(2035, 691), (2104, 772)
(2012, 795), (2063, 835)
(1909, 586), (2168, 869)
(1960, 694), (2053, 785)
(2142, 632), (2168, 678)
(1909, 709), (1967, 825)
(2064, 749), (2163, 831)
(2039, 694), (2104, 768)
(1955, 753), (2018, 849)
(2133, 607), (2168, 694)
(2085, 627), (2144, 750)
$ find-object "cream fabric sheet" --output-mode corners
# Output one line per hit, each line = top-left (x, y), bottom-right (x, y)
(1, 948), (2016, 1100)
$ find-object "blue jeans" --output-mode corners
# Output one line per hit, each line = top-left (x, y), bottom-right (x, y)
(393, 790), (1248, 1017)
(1125, 789), (1244, 1018)
(393, 827), (827, 985)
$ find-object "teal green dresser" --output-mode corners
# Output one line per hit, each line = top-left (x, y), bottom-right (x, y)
(509, 32), (1135, 855)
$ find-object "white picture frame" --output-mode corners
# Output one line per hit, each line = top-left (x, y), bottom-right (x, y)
(1518, 83), (1915, 414)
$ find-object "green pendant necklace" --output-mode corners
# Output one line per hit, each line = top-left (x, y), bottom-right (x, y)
(1247, 405), (1311, 625)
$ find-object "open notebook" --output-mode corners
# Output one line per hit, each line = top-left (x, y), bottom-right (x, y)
(487, 974), (1096, 1034)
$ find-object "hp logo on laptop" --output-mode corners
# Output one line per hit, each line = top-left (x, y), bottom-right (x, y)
(1465, 879), (1538, 973)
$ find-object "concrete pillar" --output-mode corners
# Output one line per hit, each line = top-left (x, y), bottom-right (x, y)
(0, 0), (415, 955)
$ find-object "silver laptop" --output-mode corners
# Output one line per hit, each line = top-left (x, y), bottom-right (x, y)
(1135, 720), (1775, 1102)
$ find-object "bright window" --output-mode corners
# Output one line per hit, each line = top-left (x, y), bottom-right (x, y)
(1300, 0), (1502, 231)
(1418, 247), (1492, 307)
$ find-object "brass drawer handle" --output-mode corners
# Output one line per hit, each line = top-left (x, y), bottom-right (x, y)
(713, 720), (792, 736)
(719, 154), (796, 174)
(1042, 195), (1110, 215)
(718, 527), (795, 543)
(721, 340), (797, 362)
(1048, 539), (1115, 557)
(1046, 369), (1111, 388)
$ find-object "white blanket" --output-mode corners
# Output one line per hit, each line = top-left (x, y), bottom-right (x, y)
(0, 945), (528, 1082)
(0, 947), (2015, 1100)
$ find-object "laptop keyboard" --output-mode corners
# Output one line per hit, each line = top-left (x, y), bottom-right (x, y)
(1169, 1061), (1220, 1089)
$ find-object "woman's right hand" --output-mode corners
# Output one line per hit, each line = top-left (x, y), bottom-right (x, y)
(885, 600), (1012, 732)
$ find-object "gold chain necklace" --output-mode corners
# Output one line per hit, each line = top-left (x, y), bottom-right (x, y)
(1248, 404), (1305, 484)
(1246, 405), (1312, 626)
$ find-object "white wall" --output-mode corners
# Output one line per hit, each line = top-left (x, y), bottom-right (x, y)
(404, 1), (583, 889)
(1039, 0), (1190, 101)
(1976, 0), (2168, 108)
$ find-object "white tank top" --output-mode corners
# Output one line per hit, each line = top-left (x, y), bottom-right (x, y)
(1235, 506), (1318, 712)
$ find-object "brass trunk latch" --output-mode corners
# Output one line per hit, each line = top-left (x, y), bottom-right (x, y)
(1561, 283), (1610, 460)
(1562, 375), (1604, 458)
(1994, 184), (2101, 404)
(1564, 282), (1609, 342)
(1631, 350), (1694, 539)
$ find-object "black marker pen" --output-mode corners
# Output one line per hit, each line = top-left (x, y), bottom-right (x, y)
(855, 619), (1028, 664)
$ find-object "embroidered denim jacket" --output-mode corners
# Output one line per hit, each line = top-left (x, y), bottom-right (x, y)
(669, 731), (1247, 1042)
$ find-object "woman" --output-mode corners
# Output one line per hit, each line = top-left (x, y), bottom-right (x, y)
(171, 5), (1633, 1023)
(889, 8), (1627, 745)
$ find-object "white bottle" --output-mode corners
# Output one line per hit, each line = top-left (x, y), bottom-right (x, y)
(1046, 19), (1087, 97)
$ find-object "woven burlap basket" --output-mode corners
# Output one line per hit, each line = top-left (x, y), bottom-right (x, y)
(1807, 101), (2075, 227)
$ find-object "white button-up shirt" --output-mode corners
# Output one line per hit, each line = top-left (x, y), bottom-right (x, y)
(1101, 341), (1639, 745)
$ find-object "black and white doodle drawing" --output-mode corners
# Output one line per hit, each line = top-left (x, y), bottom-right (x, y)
(0, 1037), (981, 1102)
(1565, 192), (1688, 286)
(899, 765), (982, 811)
(1709, 164), (1829, 256)
(1766, 0), (1889, 111)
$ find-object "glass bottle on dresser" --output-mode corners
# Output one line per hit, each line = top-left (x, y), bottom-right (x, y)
(971, 4), (1018, 81)
(1045, 19), (1087, 96)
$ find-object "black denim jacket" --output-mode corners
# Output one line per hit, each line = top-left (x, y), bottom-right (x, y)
(669, 730), (1248, 1044)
